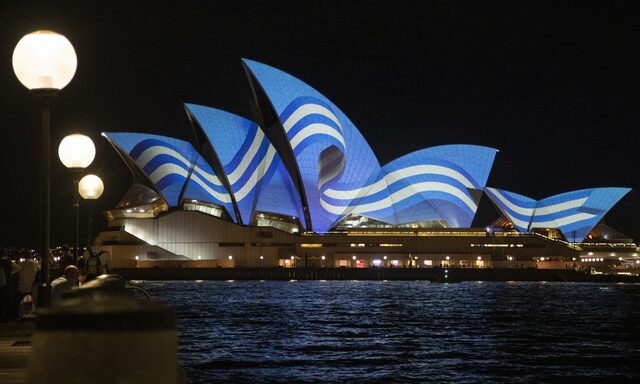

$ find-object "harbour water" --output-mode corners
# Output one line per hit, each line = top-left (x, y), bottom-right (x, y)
(137, 280), (640, 383)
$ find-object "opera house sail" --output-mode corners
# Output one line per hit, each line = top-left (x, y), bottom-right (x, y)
(99, 59), (634, 266)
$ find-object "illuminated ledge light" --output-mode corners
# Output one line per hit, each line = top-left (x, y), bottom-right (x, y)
(350, 243), (366, 247)
(470, 244), (511, 247)
(379, 243), (403, 247)
(418, 232), (486, 237)
(300, 243), (323, 248)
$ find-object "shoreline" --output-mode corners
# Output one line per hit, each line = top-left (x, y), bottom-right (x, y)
(114, 267), (640, 283)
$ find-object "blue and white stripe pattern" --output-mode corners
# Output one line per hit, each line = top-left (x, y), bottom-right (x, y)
(321, 145), (497, 227)
(102, 132), (234, 216)
(485, 187), (630, 242)
(243, 58), (385, 232)
(105, 60), (630, 237)
(185, 104), (305, 225)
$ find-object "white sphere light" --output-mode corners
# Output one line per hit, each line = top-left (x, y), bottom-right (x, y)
(58, 134), (96, 169)
(78, 174), (104, 200)
(12, 30), (77, 90)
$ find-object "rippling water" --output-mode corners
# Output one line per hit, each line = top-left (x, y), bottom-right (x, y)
(136, 281), (640, 383)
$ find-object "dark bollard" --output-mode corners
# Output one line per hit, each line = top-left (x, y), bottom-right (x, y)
(28, 275), (182, 383)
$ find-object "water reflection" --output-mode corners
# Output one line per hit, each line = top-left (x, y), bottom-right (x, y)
(139, 281), (640, 383)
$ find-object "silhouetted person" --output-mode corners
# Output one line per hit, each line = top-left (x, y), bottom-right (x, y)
(50, 265), (80, 306)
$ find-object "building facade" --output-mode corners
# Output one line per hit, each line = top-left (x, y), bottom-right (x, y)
(99, 60), (637, 268)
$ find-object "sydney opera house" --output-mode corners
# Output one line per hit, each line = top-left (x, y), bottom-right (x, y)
(98, 59), (637, 269)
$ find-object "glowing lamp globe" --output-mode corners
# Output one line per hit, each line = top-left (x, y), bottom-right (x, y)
(58, 134), (95, 169)
(12, 30), (77, 90)
(78, 174), (104, 200)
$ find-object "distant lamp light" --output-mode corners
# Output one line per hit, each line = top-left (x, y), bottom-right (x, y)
(507, 256), (513, 261)
(445, 256), (450, 261)
(383, 255), (387, 260)
(198, 256), (202, 260)
(321, 255), (325, 260)
(636, 260), (640, 264)
(588, 252), (594, 256)
(260, 255), (264, 260)
(58, 134), (95, 169)
(352, 255), (356, 260)
(78, 174), (104, 200)
(228, 255), (233, 260)
(134, 256), (139, 260)
(618, 257), (623, 261)
(12, 30), (77, 90)
(291, 255), (295, 260)
(539, 257), (544, 261)
(477, 256), (482, 261)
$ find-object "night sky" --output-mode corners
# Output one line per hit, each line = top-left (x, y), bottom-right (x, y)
(1, 0), (638, 248)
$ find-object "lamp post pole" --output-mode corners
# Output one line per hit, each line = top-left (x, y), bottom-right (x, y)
(59, 134), (96, 262)
(13, 30), (78, 307)
(78, 174), (104, 249)
(73, 172), (80, 260)
(39, 91), (55, 299)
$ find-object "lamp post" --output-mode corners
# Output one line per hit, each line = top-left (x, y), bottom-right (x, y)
(58, 134), (96, 263)
(78, 174), (104, 248)
(12, 30), (77, 307)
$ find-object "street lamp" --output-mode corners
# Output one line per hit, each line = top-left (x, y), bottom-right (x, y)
(13, 30), (77, 307)
(58, 134), (95, 262)
(78, 174), (104, 248)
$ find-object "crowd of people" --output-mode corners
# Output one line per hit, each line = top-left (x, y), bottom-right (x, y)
(0, 243), (111, 322)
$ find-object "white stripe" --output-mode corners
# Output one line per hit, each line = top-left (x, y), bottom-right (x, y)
(148, 163), (187, 184)
(486, 188), (535, 216)
(226, 129), (265, 185)
(385, 165), (476, 189)
(191, 164), (222, 186)
(504, 215), (533, 230)
(323, 164), (476, 201)
(534, 197), (588, 216)
(188, 174), (233, 203)
(323, 177), (387, 200)
(136, 145), (190, 169)
(531, 212), (597, 228)
(232, 146), (277, 201)
(321, 182), (477, 215)
(147, 163), (232, 203)
(289, 123), (346, 149)
(282, 103), (341, 133)
(136, 145), (222, 186)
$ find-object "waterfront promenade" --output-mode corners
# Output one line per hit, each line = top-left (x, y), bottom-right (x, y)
(116, 267), (640, 283)
(0, 321), (34, 384)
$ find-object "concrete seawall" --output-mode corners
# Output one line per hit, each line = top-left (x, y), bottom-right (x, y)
(115, 267), (640, 283)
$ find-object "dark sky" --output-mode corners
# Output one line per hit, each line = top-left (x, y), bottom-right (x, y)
(1, 0), (639, 247)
